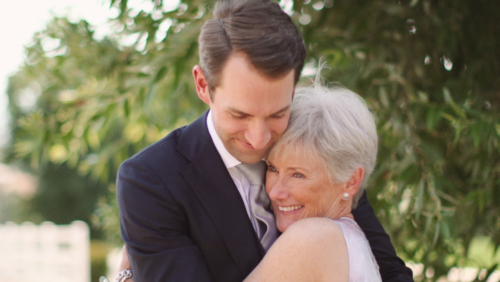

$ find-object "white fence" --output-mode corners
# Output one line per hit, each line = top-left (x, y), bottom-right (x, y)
(0, 221), (90, 282)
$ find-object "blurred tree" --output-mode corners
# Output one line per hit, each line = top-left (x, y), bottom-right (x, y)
(299, 0), (500, 279)
(30, 163), (107, 236)
(5, 0), (499, 280)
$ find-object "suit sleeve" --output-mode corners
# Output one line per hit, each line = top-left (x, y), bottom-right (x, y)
(352, 190), (414, 282)
(116, 158), (213, 282)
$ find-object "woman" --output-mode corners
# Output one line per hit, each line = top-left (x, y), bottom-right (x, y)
(244, 84), (381, 282)
(116, 84), (381, 282)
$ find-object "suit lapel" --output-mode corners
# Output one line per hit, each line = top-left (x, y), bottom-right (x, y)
(177, 112), (264, 275)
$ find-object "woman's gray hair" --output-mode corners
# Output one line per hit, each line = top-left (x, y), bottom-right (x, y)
(268, 84), (378, 208)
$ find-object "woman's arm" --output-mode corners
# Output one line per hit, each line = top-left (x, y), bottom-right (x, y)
(244, 217), (349, 282)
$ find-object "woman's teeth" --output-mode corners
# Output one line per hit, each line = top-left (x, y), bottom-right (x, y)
(278, 205), (303, 212)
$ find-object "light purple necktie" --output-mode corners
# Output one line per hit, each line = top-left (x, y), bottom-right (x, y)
(236, 161), (278, 251)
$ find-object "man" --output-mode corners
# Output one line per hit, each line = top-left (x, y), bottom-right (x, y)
(117, 0), (413, 281)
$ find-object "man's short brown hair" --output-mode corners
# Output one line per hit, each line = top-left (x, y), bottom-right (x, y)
(198, 0), (306, 94)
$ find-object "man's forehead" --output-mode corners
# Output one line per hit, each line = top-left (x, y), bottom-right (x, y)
(218, 53), (296, 87)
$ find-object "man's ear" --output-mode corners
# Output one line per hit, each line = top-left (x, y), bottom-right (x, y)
(193, 65), (211, 105)
(344, 166), (365, 198)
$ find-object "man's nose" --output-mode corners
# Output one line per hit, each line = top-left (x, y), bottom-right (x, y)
(245, 120), (271, 150)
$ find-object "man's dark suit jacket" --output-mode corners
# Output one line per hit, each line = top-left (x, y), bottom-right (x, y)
(117, 111), (413, 282)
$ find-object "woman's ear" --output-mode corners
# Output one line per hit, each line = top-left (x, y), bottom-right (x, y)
(193, 65), (211, 105)
(344, 166), (365, 197)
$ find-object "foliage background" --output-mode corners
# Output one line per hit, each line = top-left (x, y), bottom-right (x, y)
(4, 0), (499, 280)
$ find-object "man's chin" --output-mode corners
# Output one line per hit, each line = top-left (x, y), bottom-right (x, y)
(235, 154), (265, 164)
(230, 148), (268, 164)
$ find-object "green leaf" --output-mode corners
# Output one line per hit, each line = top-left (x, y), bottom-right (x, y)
(426, 107), (440, 130)
(124, 99), (131, 118)
(154, 66), (168, 83)
(486, 264), (499, 280)
(440, 219), (451, 241)
(453, 123), (462, 145)
(420, 141), (444, 163)
(416, 179), (425, 219)
(443, 87), (466, 120)
(119, 0), (128, 19)
(145, 83), (157, 109)
(433, 221), (440, 247)
(379, 86), (390, 108)
(471, 125), (480, 149)
(441, 112), (456, 122)
(145, 66), (168, 108)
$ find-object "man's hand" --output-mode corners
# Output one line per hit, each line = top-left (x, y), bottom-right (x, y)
(117, 245), (134, 282)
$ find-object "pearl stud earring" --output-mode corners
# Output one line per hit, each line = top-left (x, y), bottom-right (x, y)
(342, 192), (350, 200)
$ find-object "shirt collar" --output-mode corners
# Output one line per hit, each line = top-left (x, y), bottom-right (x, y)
(207, 110), (241, 169)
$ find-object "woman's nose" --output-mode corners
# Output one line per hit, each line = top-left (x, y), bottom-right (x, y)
(267, 179), (289, 201)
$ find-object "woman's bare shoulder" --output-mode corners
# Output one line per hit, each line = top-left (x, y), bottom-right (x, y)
(245, 217), (349, 282)
(283, 217), (345, 242)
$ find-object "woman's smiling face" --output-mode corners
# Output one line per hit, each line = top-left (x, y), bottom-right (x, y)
(265, 147), (350, 232)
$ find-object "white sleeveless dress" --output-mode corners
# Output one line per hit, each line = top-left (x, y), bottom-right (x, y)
(333, 217), (382, 282)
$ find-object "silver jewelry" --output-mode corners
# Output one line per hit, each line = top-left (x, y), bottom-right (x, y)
(342, 192), (349, 200)
(115, 269), (133, 282)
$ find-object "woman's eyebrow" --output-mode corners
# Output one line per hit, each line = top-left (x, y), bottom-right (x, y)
(287, 166), (309, 171)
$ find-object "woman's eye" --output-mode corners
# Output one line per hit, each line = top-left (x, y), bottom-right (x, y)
(293, 173), (304, 178)
(268, 166), (277, 172)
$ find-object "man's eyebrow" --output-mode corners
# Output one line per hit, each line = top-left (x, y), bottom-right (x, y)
(226, 104), (291, 117)
(226, 107), (250, 116)
(271, 105), (291, 116)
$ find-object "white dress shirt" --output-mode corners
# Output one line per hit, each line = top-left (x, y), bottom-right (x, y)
(206, 111), (259, 233)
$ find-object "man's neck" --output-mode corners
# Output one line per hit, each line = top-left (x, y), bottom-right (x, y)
(206, 110), (241, 169)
